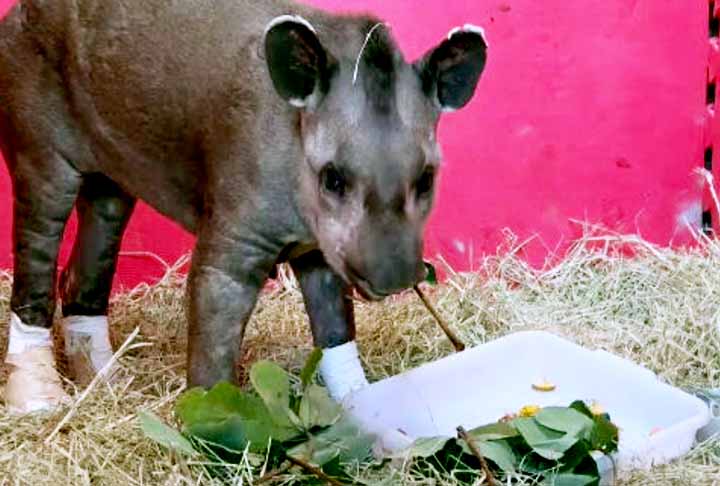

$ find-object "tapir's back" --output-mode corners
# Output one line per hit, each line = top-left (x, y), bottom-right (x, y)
(0, 0), (310, 228)
(1, 0), (299, 151)
(0, 0), (385, 229)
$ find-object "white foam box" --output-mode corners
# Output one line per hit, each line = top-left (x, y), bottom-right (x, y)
(346, 331), (710, 478)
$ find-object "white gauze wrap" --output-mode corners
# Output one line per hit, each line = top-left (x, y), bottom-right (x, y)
(319, 341), (369, 402)
(319, 343), (414, 457)
(7, 312), (52, 355)
(5, 312), (68, 415)
(62, 315), (114, 374)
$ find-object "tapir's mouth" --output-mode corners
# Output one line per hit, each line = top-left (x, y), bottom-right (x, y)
(346, 266), (388, 302)
(353, 281), (387, 302)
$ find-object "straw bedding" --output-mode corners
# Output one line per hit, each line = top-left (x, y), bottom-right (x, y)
(1, 227), (720, 485)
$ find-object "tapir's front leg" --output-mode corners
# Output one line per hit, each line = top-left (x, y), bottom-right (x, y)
(292, 251), (416, 453)
(186, 225), (279, 388)
(290, 251), (369, 401)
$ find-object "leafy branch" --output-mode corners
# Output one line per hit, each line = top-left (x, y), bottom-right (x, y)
(141, 348), (373, 484)
(400, 402), (619, 485)
(141, 347), (619, 486)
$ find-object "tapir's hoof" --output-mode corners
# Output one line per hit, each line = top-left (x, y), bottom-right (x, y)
(64, 336), (118, 387)
(65, 342), (118, 387)
(4, 347), (70, 415)
(62, 317), (118, 387)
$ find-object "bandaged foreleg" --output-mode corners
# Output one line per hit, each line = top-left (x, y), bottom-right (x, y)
(319, 341), (413, 457)
(319, 341), (369, 402)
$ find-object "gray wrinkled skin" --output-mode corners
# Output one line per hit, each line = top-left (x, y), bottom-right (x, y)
(0, 0), (487, 387)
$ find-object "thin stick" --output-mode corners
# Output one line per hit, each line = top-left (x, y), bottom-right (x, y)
(45, 327), (142, 444)
(414, 285), (466, 352)
(457, 426), (496, 486)
(286, 455), (344, 486)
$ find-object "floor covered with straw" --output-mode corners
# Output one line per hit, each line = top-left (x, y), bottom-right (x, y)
(1, 230), (720, 485)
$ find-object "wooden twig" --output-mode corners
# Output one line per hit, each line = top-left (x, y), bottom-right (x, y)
(45, 327), (142, 444)
(286, 455), (344, 486)
(457, 426), (496, 486)
(414, 285), (466, 352)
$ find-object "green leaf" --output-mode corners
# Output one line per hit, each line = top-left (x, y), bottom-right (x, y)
(568, 401), (619, 454)
(185, 416), (268, 453)
(534, 435), (581, 461)
(288, 414), (374, 467)
(175, 382), (298, 453)
(459, 439), (518, 473)
(589, 414), (620, 454)
(568, 401), (594, 419)
(467, 422), (519, 442)
(399, 436), (452, 459)
(250, 361), (299, 428)
(177, 384), (266, 425)
(299, 384), (343, 430)
(139, 411), (196, 456)
(513, 417), (576, 460)
(300, 348), (324, 389)
(557, 441), (590, 473)
(516, 450), (558, 475)
(543, 473), (597, 486)
(535, 407), (594, 439)
(424, 261), (438, 285)
(513, 417), (564, 444)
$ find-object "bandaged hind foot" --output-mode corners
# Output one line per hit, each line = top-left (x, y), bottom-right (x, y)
(61, 315), (116, 386)
(4, 312), (69, 415)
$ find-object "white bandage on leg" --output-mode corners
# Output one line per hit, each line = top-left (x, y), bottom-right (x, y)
(318, 342), (412, 457)
(7, 312), (52, 354)
(62, 315), (115, 385)
(319, 341), (369, 402)
(4, 312), (69, 415)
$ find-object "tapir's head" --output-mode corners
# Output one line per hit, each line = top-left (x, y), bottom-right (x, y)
(264, 15), (487, 299)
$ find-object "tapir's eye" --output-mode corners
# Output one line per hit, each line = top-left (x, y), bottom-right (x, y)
(415, 167), (435, 198)
(320, 164), (347, 197)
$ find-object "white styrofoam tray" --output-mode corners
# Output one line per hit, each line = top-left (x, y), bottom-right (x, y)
(346, 331), (710, 471)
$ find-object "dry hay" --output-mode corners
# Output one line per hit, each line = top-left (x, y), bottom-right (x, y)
(1, 225), (720, 485)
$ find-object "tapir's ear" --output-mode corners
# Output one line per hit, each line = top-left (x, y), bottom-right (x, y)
(264, 15), (331, 109)
(415, 25), (488, 112)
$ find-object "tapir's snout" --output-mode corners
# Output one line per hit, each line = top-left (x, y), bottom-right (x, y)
(349, 227), (427, 300)
(350, 260), (426, 301)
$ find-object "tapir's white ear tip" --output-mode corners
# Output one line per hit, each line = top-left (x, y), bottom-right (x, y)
(447, 24), (488, 47)
(264, 14), (317, 39)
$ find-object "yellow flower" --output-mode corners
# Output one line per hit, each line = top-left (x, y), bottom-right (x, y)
(519, 405), (542, 417)
(589, 402), (605, 416)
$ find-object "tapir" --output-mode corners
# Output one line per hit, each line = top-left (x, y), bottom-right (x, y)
(0, 0), (487, 415)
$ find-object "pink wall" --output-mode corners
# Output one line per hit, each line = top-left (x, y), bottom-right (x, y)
(0, 0), (711, 289)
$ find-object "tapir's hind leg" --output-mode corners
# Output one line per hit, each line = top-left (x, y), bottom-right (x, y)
(60, 175), (135, 316)
(58, 174), (136, 385)
(10, 152), (81, 328)
(4, 147), (81, 414)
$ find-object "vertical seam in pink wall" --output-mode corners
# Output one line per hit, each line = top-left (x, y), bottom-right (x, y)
(706, 0), (720, 234)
